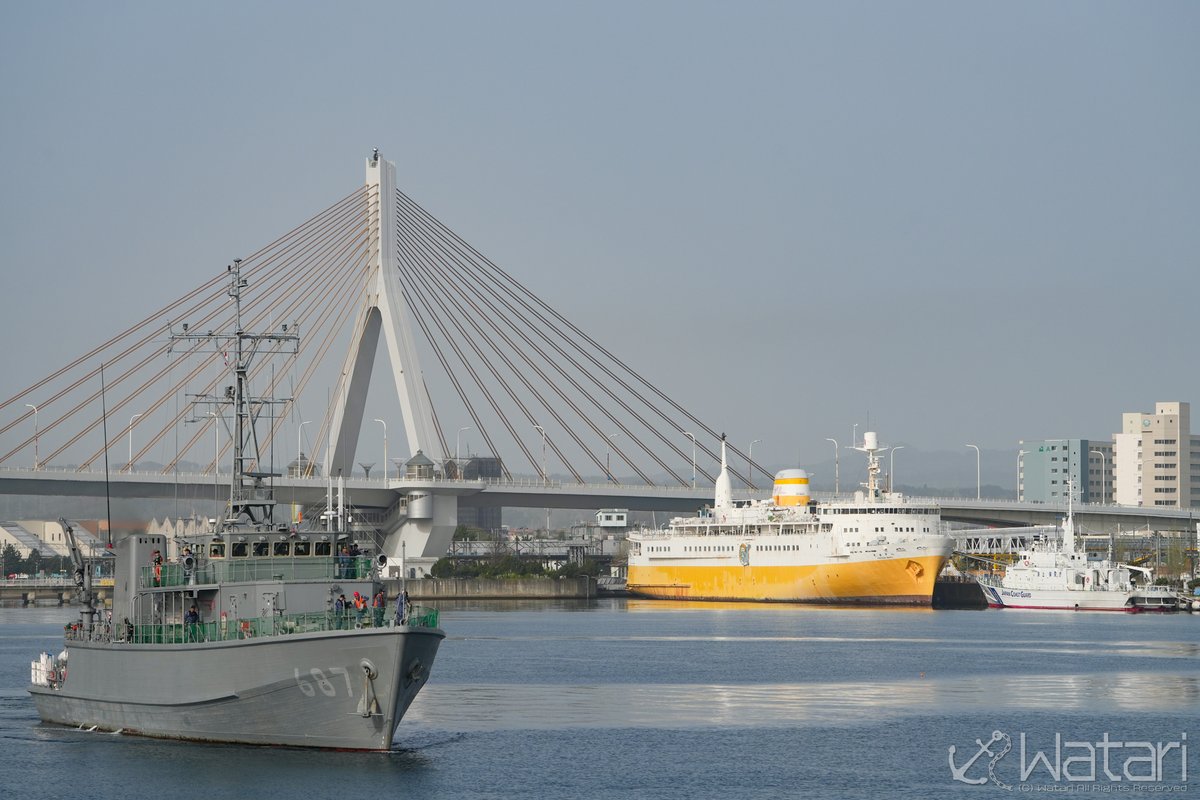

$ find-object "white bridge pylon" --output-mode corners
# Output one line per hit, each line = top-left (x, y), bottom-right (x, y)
(327, 153), (438, 478)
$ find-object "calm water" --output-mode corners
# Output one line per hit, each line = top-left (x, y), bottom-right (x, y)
(2, 600), (1197, 799)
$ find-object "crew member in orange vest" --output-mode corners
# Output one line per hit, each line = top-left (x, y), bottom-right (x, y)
(353, 591), (367, 625)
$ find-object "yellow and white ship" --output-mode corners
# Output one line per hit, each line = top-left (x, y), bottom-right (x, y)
(626, 433), (954, 605)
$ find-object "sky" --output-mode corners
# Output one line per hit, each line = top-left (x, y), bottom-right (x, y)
(2, 1), (1198, 481)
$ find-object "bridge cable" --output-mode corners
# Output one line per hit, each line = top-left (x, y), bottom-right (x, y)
(395, 200), (690, 485)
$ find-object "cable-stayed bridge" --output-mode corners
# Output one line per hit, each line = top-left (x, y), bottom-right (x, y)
(2, 153), (1197, 573)
(0, 152), (765, 573)
(2, 154), (757, 484)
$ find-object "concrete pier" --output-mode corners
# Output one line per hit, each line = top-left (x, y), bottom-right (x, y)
(397, 576), (595, 600)
(0, 580), (112, 607)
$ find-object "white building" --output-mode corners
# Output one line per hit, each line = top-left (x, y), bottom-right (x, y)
(1113, 401), (1198, 508)
(595, 509), (629, 528)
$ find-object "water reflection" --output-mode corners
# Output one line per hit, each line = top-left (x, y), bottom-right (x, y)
(622, 599), (937, 614)
(406, 671), (1200, 732)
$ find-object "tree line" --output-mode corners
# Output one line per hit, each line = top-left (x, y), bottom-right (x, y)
(2, 544), (72, 578)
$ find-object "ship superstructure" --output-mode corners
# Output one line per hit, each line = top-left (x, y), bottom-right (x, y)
(626, 433), (954, 604)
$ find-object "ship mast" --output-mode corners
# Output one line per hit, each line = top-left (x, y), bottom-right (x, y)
(853, 432), (889, 502)
(1062, 479), (1076, 555)
(171, 259), (299, 530)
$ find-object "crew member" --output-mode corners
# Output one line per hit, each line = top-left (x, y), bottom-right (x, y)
(372, 589), (385, 627)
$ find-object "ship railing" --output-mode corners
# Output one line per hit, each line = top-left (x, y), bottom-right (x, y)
(406, 605), (439, 629)
(63, 621), (115, 642)
(117, 605), (441, 644)
(140, 556), (377, 589)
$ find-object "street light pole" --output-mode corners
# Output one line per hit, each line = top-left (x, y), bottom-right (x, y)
(456, 426), (473, 461)
(298, 420), (312, 477)
(1090, 449), (1107, 505)
(966, 444), (981, 500)
(606, 432), (620, 483)
(533, 425), (547, 485)
(127, 412), (144, 472)
(824, 438), (839, 495)
(889, 446), (905, 493)
(684, 431), (696, 489)
(208, 412), (221, 475)
(749, 439), (761, 488)
(374, 419), (387, 482)
(534, 424), (548, 535)
(207, 411), (221, 517)
(24, 404), (38, 470)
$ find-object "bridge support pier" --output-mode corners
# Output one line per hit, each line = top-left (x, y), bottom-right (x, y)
(378, 491), (459, 579)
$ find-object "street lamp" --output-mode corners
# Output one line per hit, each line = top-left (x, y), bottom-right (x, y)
(24, 403), (38, 470)
(824, 438), (839, 495)
(534, 424), (549, 535)
(374, 418), (387, 482)
(297, 420), (312, 477)
(749, 439), (761, 488)
(208, 412), (221, 476)
(889, 445), (905, 493)
(456, 426), (473, 461)
(207, 411), (221, 516)
(1090, 449), (1107, 505)
(684, 431), (696, 489)
(606, 432), (620, 483)
(127, 412), (144, 471)
(533, 425), (547, 485)
(966, 444), (981, 500)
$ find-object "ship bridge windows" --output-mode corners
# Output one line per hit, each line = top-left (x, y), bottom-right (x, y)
(209, 542), (225, 558)
(253, 541), (269, 557)
(274, 541), (291, 557)
(231, 541), (248, 558)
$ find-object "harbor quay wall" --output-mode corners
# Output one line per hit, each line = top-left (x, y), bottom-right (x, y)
(3, 577), (595, 605)
(391, 577), (595, 600)
(0, 581), (113, 608)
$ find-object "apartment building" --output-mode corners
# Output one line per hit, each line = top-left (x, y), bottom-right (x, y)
(1018, 439), (1112, 503)
(1112, 401), (1197, 508)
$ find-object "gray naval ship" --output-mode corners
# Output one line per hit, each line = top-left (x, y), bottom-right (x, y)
(29, 260), (444, 750)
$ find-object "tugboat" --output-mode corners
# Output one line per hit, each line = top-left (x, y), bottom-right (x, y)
(28, 260), (444, 750)
(977, 486), (1176, 613)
